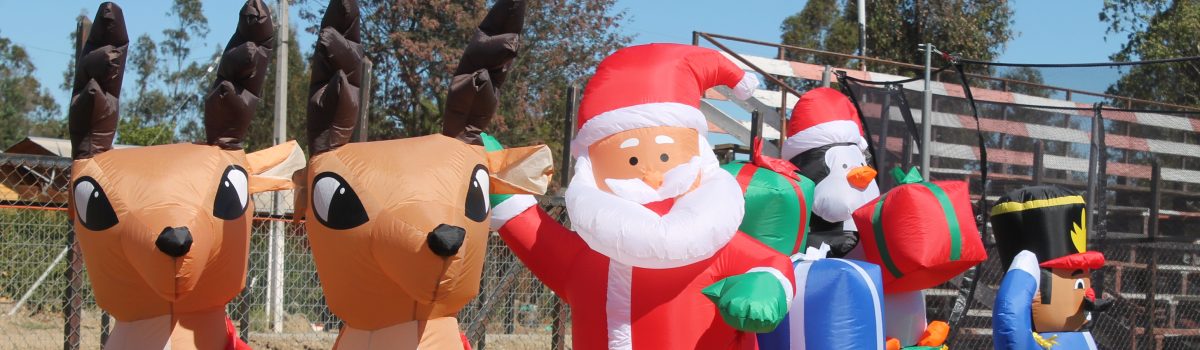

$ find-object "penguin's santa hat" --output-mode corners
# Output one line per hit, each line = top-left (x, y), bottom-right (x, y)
(780, 87), (867, 161)
(571, 43), (760, 156)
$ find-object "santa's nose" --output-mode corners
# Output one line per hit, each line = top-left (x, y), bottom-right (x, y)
(847, 166), (877, 190)
(642, 171), (664, 190)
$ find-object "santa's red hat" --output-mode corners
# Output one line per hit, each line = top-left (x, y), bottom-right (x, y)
(571, 44), (759, 157)
(780, 87), (867, 161)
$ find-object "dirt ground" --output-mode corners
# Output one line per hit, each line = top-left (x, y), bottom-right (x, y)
(0, 308), (561, 349)
(0, 307), (103, 349)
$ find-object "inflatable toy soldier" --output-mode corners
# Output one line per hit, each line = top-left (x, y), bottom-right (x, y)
(991, 186), (1113, 350)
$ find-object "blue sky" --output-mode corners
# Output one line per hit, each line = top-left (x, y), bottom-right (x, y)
(0, 0), (1126, 113)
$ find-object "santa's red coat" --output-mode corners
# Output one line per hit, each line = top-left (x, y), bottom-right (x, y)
(497, 204), (795, 350)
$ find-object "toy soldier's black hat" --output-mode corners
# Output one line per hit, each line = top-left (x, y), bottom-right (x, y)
(989, 186), (1104, 270)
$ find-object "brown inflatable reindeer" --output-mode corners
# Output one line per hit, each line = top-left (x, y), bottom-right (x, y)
(296, 0), (550, 348)
(68, 1), (299, 349)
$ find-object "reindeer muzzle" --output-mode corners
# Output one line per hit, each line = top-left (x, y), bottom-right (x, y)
(427, 224), (467, 257)
(156, 226), (194, 258)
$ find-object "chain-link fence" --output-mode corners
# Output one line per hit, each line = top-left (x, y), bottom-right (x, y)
(837, 68), (1200, 349)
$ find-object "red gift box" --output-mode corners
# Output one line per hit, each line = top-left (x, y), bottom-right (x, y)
(851, 168), (987, 293)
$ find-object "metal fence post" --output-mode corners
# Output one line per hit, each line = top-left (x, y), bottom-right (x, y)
(63, 229), (82, 350)
(1146, 246), (1158, 348)
(1089, 105), (1110, 303)
(353, 59), (373, 142)
(919, 43), (933, 179)
(1149, 158), (1161, 241)
(1032, 140), (1044, 185)
(821, 65), (832, 88)
(878, 88), (893, 190)
(550, 85), (579, 350)
(62, 17), (89, 350)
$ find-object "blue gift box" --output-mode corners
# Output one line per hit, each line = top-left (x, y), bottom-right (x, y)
(758, 246), (886, 350)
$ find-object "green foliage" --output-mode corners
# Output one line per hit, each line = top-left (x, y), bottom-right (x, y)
(0, 34), (62, 149)
(996, 66), (1051, 98)
(1101, 0), (1200, 108)
(780, 0), (1014, 77)
(116, 116), (177, 146)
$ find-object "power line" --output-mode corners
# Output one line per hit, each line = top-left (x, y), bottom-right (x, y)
(955, 55), (1200, 68)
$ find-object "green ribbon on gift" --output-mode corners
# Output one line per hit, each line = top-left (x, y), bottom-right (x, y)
(871, 167), (965, 279)
(891, 166), (925, 184)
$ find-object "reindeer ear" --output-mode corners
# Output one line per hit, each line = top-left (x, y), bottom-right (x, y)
(204, 0), (274, 150)
(68, 2), (128, 160)
(486, 144), (553, 195)
(307, 0), (364, 156)
(245, 140), (306, 194)
(441, 0), (527, 144)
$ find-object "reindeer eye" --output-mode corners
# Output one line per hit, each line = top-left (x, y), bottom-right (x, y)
(312, 172), (368, 229)
(466, 165), (489, 222)
(1074, 279), (1086, 290)
(73, 177), (118, 231)
(213, 165), (249, 220)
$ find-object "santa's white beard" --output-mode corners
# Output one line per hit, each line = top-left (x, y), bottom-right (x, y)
(603, 155), (702, 204)
(566, 146), (745, 269)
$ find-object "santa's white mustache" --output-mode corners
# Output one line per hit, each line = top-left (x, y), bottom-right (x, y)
(604, 156), (703, 204)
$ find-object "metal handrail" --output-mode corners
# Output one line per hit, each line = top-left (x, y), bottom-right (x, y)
(692, 31), (1200, 112)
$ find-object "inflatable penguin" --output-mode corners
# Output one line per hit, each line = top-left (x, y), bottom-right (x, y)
(782, 87), (880, 258)
(990, 186), (1113, 350)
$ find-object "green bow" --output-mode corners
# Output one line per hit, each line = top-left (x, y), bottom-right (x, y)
(891, 166), (924, 184)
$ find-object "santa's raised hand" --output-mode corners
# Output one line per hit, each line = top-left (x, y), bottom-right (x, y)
(490, 44), (794, 349)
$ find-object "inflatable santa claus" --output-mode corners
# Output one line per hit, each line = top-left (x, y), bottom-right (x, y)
(490, 44), (795, 349)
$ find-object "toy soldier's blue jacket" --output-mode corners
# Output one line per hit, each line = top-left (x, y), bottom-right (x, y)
(994, 251), (1098, 350)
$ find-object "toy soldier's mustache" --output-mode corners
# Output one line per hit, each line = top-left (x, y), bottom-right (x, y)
(1083, 288), (1113, 312)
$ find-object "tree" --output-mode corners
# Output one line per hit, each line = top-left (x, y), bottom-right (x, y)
(780, 0), (1014, 76)
(995, 66), (1050, 98)
(0, 34), (61, 149)
(1100, 0), (1200, 108)
(298, 0), (631, 179)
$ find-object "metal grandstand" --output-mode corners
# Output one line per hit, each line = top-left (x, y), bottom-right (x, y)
(694, 31), (1200, 349)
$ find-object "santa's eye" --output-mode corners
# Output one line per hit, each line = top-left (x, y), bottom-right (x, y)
(465, 165), (490, 222)
(312, 172), (369, 229)
(629, 157), (639, 166)
(660, 153), (669, 162)
(73, 177), (118, 231)
(213, 165), (249, 220)
(1074, 279), (1086, 290)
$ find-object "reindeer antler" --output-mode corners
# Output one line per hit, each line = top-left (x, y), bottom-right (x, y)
(204, 0), (275, 150)
(441, 0), (527, 145)
(306, 0), (364, 156)
(68, 2), (128, 160)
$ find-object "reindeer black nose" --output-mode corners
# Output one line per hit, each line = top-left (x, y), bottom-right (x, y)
(156, 227), (193, 258)
(427, 224), (466, 257)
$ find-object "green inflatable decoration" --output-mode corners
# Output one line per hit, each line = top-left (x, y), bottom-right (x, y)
(720, 140), (816, 255)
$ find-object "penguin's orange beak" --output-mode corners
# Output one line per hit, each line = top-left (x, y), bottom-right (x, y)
(847, 166), (877, 190)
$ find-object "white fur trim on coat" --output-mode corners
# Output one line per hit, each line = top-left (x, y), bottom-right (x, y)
(489, 194), (538, 231)
(780, 120), (868, 161)
(733, 74), (760, 100)
(571, 102), (709, 157)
